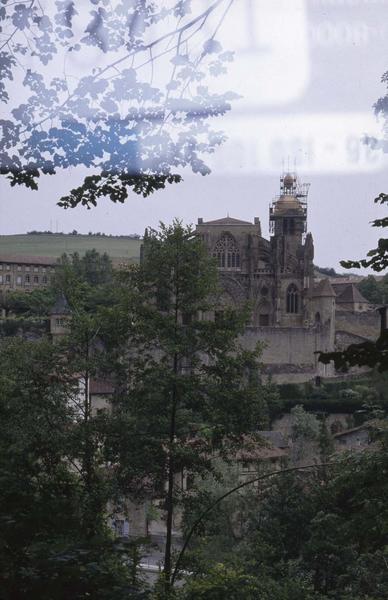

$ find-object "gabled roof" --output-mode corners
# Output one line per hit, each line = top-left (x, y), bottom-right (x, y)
(312, 278), (336, 297)
(199, 216), (254, 226)
(335, 284), (369, 305)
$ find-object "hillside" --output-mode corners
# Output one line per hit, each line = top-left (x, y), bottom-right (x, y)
(0, 234), (142, 262)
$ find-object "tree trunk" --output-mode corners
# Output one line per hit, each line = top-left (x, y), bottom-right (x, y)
(163, 353), (178, 596)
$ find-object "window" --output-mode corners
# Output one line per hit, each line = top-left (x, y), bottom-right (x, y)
(56, 318), (64, 326)
(257, 300), (270, 326)
(17, 265), (21, 271)
(0, 275), (3, 284)
(181, 312), (192, 325)
(42, 275), (48, 284)
(25, 274), (30, 284)
(16, 276), (22, 285)
(242, 461), (256, 473)
(114, 519), (124, 537)
(215, 310), (225, 322)
(33, 267), (39, 272)
(283, 217), (295, 234)
(286, 284), (298, 313)
(33, 276), (39, 284)
(5, 274), (10, 283)
(113, 519), (129, 537)
(212, 233), (240, 269)
(0, 265), (2, 270)
(6, 265), (10, 271)
(25, 266), (30, 272)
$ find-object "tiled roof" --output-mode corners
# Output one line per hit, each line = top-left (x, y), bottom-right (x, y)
(235, 432), (289, 461)
(89, 379), (115, 395)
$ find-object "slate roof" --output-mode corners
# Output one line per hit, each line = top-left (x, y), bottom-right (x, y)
(335, 283), (369, 305)
(50, 293), (71, 315)
(311, 278), (336, 297)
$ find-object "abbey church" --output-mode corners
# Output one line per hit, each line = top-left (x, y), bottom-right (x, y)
(0, 173), (377, 383)
(196, 174), (376, 383)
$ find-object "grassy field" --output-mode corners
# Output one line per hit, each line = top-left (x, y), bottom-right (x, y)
(0, 234), (142, 262)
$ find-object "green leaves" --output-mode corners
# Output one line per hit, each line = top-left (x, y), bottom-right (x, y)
(58, 173), (182, 209)
(340, 193), (388, 273)
(320, 190), (388, 372)
(319, 332), (388, 373)
(1, 1), (237, 205)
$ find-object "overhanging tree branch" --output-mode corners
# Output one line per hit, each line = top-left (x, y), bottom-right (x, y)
(171, 460), (341, 586)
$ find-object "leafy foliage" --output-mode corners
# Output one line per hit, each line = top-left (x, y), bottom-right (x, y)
(0, 336), (143, 598)
(340, 193), (388, 272)
(319, 73), (388, 372)
(4, 287), (56, 317)
(100, 221), (275, 593)
(357, 274), (388, 304)
(319, 332), (388, 373)
(0, 1), (237, 206)
(178, 427), (388, 600)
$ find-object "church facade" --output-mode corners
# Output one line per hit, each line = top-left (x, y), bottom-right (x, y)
(196, 173), (336, 383)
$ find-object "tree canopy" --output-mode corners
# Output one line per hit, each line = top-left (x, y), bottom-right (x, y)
(0, 0), (237, 208)
(319, 71), (388, 374)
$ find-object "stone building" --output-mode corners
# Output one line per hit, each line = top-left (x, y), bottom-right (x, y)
(331, 281), (371, 313)
(0, 255), (56, 291)
(196, 173), (337, 383)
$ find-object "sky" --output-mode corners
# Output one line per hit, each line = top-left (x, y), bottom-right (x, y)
(1, 0), (388, 272)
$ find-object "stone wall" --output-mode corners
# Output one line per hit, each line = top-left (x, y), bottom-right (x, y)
(335, 310), (380, 343)
(242, 325), (334, 382)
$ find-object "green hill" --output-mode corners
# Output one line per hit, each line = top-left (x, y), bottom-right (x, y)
(0, 234), (142, 262)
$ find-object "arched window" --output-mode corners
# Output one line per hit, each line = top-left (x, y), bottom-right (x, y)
(286, 284), (298, 313)
(258, 301), (271, 327)
(212, 233), (240, 269)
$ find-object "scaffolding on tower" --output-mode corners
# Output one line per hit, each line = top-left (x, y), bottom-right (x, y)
(269, 173), (310, 234)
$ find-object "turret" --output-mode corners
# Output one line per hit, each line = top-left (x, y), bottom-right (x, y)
(50, 293), (71, 339)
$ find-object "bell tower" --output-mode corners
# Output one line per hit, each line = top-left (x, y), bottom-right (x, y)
(269, 173), (311, 326)
(270, 173), (309, 241)
(269, 173), (310, 270)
